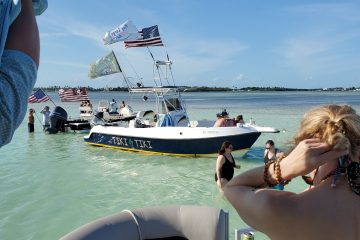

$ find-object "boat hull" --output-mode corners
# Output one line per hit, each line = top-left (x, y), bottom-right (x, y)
(84, 126), (261, 157)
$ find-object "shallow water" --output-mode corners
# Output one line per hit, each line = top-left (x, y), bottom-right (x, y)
(1, 91), (359, 240)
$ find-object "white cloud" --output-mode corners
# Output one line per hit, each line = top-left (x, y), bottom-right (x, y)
(278, 2), (360, 86)
(287, 3), (360, 22)
(40, 32), (67, 38)
(279, 30), (360, 78)
(42, 60), (88, 69)
(232, 73), (244, 82)
(40, 17), (106, 48)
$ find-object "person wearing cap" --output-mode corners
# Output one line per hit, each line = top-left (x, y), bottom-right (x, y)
(40, 106), (50, 131)
(235, 115), (245, 125)
(213, 110), (228, 127)
(109, 99), (117, 113)
(0, 0), (47, 147)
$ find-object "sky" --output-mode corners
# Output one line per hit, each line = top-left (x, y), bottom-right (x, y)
(36, 0), (360, 89)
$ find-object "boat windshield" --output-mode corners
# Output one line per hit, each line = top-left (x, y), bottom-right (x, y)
(163, 97), (182, 112)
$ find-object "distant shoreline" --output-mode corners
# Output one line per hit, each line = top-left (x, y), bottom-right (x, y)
(34, 86), (360, 92)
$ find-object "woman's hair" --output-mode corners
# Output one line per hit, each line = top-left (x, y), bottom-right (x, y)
(293, 105), (360, 159)
(236, 115), (243, 120)
(219, 141), (232, 155)
(266, 140), (274, 146)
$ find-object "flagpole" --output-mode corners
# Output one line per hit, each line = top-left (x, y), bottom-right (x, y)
(117, 51), (144, 87)
(146, 47), (162, 86)
(33, 111), (42, 125)
(37, 88), (57, 107)
(166, 51), (175, 86)
(112, 51), (131, 89)
(49, 97), (57, 107)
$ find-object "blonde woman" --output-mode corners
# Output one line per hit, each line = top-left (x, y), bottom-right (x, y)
(224, 105), (360, 240)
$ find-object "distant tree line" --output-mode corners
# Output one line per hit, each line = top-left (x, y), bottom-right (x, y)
(35, 86), (129, 92)
(35, 85), (360, 92)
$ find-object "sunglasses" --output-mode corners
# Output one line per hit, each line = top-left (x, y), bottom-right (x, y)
(265, 147), (271, 150)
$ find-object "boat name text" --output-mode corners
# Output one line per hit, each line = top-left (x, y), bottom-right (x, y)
(112, 137), (153, 149)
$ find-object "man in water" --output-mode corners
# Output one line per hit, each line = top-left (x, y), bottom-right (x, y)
(28, 108), (35, 133)
(40, 106), (50, 131)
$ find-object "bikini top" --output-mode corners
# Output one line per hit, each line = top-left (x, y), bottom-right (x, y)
(303, 155), (360, 196)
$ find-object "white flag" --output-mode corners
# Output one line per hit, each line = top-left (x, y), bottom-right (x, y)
(103, 20), (141, 45)
(88, 51), (121, 79)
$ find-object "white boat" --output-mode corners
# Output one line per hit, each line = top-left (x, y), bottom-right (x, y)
(84, 24), (279, 157)
(79, 105), (93, 121)
(84, 86), (278, 157)
(91, 100), (137, 126)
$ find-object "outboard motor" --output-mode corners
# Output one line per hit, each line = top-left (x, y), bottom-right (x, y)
(90, 111), (105, 126)
(46, 106), (68, 134)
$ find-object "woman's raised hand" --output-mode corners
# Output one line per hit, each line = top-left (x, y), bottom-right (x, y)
(281, 138), (347, 180)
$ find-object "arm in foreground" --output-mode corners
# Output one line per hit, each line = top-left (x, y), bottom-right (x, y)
(0, 0), (39, 147)
(224, 139), (346, 234)
(5, 0), (39, 66)
(224, 166), (295, 234)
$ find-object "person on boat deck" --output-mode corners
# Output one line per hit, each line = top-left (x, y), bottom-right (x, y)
(214, 110), (230, 127)
(215, 141), (240, 193)
(109, 99), (117, 113)
(235, 115), (245, 125)
(264, 139), (285, 190)
(0, 0), (46, 147)
(40, 106), (50, 131)
(120, 100), (126, 108)
(82, 100), (92, 108)
(224, 104), (360, 240)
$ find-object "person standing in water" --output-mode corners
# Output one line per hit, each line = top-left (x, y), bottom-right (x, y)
(40, 106), (50, 131)
(28, 108), (35, 133)
(215, 141), (240, 193)
(264, 140), (284, 163)
(264, 139), (285, 190)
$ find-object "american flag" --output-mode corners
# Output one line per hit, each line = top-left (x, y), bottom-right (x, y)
(58, 88), (89, 102)
(124, 25), (164, 48)
(28, 89), (50, 103)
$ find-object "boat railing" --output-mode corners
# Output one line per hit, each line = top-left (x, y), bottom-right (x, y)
(155, 60), (172, 66)
(97, 100), (109, 112)
(129, 86), (180, 94)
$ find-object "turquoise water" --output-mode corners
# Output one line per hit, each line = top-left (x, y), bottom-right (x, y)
(1, 91), (360, 240)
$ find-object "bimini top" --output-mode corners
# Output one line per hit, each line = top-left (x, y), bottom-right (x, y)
(129, 86), (180, 94)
